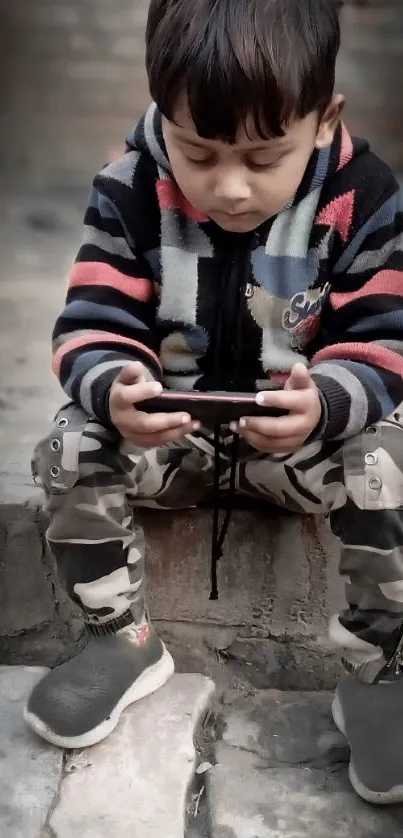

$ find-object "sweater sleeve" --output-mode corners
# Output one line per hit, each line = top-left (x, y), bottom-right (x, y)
(310, 184), (403, 440)
(52, 156), (162, 425)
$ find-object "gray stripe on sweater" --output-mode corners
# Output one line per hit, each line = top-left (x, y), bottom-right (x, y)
(53, 328), (99, 352)
(158, 246), (200, 324)
(101, 150), (140, 188)
(83, 226), (135, 260)
(144, 104), (171, 171)
(348, 232), (403, 274)
(377, 339), (403, 357)
(266, 187), (321, 258)
(80, 360), (131, 415)
(312, 361), (369, 438)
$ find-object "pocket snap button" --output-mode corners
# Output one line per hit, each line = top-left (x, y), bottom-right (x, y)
(365, 453), (377, 466)
(57, 418), (69, 428)
(50, 466), (60, 478)
(369, 477), (382, 491)
(365, 426), (378, 435)
(50, 439), (61, 452)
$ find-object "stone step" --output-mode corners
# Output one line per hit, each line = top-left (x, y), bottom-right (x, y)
(0, 666), (214, 838)
(207, 690), (403, 837)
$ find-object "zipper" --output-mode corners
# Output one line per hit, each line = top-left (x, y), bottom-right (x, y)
(385, 630), (403, 678)
(219, 243), (251, 390)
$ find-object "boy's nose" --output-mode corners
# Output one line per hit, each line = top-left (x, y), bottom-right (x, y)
(214, 171), (252, 204)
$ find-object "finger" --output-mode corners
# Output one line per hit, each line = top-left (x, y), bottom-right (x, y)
(133, 410), (195, 434)
(117, 380), (163, 407)
(241, 429), (302, 453)
(255, 389), (313, 412)
(127, 423), (198, 447)
(117, 362), (150, 385)
(238, 414), (307, 438)
(284, 363), (313, 392)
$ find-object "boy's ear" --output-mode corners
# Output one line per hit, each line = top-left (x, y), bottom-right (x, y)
(315, 94), (345, 149)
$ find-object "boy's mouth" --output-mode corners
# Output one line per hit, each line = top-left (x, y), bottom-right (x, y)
(213, 209), (255, 219)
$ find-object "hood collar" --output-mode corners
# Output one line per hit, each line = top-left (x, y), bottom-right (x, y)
(127, 103), (347, 210)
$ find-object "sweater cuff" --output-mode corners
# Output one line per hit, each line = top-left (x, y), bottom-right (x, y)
(91, 361), (161, 427)
(305, 388), (329, 442)
(310, 372), (351, 439)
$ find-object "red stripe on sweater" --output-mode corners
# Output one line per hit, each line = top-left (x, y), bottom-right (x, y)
(316, 190), (355, 243)
(312, 342), (403, 376)
(53, 332), (161, 377)
(337, 123), (354, 172)
(331, 270), (403, 310)
(69, 262), (153, 303)
(156, 179), (209, 223)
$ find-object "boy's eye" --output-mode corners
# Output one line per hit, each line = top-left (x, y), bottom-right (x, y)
(248, 158), (278, 170)
(185, 156), (214, 167)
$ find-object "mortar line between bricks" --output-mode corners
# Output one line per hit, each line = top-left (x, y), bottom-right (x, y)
(157, 617), (321, 637)
(185, 701), (217, 838)
(35, 507), (64, 618)
(215, 739), (348, 771)
(41, 751), (68, 838)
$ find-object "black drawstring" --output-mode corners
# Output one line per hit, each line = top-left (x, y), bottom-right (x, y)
(210, 430), (239, 599)
(209, 243), (249, 599)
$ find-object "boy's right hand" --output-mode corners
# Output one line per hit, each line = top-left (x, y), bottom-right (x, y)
(109, 362), (199, 447)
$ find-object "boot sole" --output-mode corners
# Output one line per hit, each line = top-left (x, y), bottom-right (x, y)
(332, 693), (403, 805)
(23, 643), (175, 750)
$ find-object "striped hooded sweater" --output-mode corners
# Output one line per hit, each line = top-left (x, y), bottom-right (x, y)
(53, 104), (403, 440)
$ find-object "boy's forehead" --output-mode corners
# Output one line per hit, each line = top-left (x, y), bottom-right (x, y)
(168, 103), (294, 150)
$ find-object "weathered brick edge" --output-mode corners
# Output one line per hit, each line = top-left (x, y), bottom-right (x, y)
(0, 501), (341, 689)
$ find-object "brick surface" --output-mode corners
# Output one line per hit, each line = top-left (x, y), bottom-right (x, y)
(0, 503), (54, 636)
(337, 3), (403, 169)
(1, 0), (403, 187)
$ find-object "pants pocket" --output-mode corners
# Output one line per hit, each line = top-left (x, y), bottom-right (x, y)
(343, 407), (403, 511)
(32, 402), (90, 494)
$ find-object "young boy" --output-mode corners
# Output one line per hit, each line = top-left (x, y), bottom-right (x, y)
(25, 0), (403, 805)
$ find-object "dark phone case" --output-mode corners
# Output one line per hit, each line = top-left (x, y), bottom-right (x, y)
(140, 390), (287, 424)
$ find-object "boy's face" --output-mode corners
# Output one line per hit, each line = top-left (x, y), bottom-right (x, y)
(163, 97), (343, 232)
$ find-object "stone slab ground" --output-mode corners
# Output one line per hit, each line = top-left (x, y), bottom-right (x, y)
(207, 690), (403, 837)
(0, 666), (214, 838)
(1, 666), (402, 838)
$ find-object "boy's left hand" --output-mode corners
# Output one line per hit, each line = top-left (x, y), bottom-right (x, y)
(230, 363), (323, 453)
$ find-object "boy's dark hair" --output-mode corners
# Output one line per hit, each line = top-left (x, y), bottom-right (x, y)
(146, 0), (341, 142)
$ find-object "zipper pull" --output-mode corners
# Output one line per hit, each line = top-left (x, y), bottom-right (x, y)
(386, 632), (403, 678)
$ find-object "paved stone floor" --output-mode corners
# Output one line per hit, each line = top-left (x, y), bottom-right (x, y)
(208, 690), (403, 837)
(0, 666), (214, 838)
(2, 667), (403, 837)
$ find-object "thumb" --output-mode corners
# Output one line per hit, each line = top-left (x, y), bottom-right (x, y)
(117, 361), (147, 386)
(285, 363), (312, 391)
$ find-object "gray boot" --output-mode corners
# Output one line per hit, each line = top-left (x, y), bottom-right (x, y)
(24, 624), (174, 749)
(332, 647), (403, 804)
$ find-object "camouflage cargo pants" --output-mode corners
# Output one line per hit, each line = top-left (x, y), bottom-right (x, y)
(33, 400), (403, 681)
